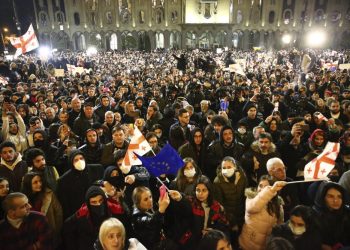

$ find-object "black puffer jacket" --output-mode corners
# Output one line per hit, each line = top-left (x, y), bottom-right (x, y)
(132, 208), (165, 249)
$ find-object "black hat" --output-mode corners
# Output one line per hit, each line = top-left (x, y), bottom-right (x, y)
(83, 102), (94, 108)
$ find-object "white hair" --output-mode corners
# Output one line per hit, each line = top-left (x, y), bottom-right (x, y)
(266, 157), (284, 172)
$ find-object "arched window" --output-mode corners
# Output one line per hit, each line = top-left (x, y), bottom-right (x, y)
(269, 11), (275, 24)
(110, 34), (118, 50)
(74, 12), (80, 26)
(283, 9), (293, 24)
(156, 33), (164, 48)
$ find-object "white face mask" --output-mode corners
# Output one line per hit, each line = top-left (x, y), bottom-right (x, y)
(237, 128), (246, 134)
(184, 168), (196, 178)
(120, 164), (131, 174)
(288, 222), (306, 236)
(222, 168), (235, 178)
(74, 159), (86, 171)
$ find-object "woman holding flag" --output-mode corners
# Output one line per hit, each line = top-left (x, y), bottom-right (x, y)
(239, 175), (286, 250)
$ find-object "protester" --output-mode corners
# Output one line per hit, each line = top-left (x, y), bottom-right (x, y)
(131, 186), (170, 249)
(0, 192), (54, 250)
(21, 172), (62, 246)
(95, 217), (146, 250)
(170, 157), (202, 195)
(0, 177), (10, 220)
(1, 47), (350, 249)
(313, 181), (350, 249)
(239, 176), (286, 250)
(213, 156), (247, 233)
(270, 205), (322, 250)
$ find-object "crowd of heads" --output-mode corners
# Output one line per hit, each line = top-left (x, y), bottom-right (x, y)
(0, 47), (350, 250)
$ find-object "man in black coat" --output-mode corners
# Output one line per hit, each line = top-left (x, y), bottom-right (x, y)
(56, 150), (104, 219)
(73, 102), (99, 139)
(78, 129), (104, 164)
(207, 126), (244, 181)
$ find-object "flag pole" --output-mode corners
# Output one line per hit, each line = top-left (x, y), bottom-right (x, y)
(150, 148), (170, 191)
(285, 179), (328, 185)
(156, 177), (170, 191)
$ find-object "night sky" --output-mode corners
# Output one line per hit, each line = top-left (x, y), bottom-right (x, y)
(0, 0), (35, 50)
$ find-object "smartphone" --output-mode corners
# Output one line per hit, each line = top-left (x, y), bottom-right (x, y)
(300, 124), (310, 132)
(159, 184), (167, 199)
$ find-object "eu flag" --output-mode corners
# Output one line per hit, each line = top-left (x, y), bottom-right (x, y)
(135, 144), (185, 177)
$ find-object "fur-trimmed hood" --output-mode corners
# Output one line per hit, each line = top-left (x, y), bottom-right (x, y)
(250, 140), (277, 154)
(244, 187), (284, 205)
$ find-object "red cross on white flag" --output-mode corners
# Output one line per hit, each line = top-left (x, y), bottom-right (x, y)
(122, 127), (152, 167)
(0, 76), (8, 86)
(304, 142), (339, 180)
(9, 24), (39, 57)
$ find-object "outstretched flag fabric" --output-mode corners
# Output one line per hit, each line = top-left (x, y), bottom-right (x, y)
(9, 24), (39, 57)
(136, 144), (184, 177)
(304, 142), (340, 180)
(122, 127), (151, 167)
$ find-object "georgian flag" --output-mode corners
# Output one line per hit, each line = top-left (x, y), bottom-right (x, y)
(0, 76), (8, 85)
(122, 127), (152, 167)
(66, 64), (76, 73)
(316, 112), (328, 122)
(9, 24), (39, 57)
(304, 142), (340, 180)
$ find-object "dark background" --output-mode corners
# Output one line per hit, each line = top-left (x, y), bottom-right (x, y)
(0, 0), (36, 51)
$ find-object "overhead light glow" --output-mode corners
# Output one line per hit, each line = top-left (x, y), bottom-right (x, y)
(282, 34), (292, 44)
(38, 46), (51, 59)
(86, 46), (97, 56)
(306, 30), (327, 47)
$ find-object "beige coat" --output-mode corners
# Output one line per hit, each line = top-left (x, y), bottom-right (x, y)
(239, 187), (284, 250)
(41, 188), (63, 239)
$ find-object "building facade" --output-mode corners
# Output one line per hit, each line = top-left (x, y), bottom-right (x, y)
(33, 0), (350, 51)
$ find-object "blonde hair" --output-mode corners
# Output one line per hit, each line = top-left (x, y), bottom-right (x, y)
(132, 186), (151, 211)
(99, 218), (125, 250)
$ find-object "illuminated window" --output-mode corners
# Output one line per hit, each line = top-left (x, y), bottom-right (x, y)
(110, 34), (118, 50)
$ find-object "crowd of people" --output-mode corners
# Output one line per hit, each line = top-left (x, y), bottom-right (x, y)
(0, 47), (350, 250)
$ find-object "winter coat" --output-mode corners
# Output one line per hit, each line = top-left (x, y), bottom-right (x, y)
(63, 186), (127, 250)
(57, 150), (104, 219)
(239, 187), (284, 250)
(313, 182), (350, 248)
(30, 188), (63, 246)
(178, 140), (207, 173)
(29, 165), (59, 192)
(31, 129), (59, 166)
(0, 153), (28, 192)
(207, 126), (244, 181)
(270, 222), (322, 250)
(245, 141), (280, 180)
(78, 130), (105, 164)
(100, 140), (129, 167)
(73, 112), (99, 139)
(1, 113), (28, 154)
(213, 168), (247, 227)
(184, 196), (230, 249)
(132, 208), (165, 249)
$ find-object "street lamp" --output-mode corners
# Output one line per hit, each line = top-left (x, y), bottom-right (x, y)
(1, 27), (9, 52)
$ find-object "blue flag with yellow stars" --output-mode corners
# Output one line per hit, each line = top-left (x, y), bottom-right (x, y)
(135, 144), (185, 177)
